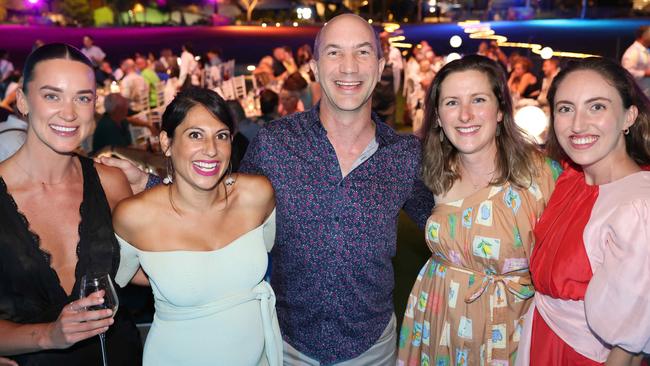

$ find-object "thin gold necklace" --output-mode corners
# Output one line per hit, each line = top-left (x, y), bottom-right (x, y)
(13, 159), (76, 186)
(462, 166), (495, 189)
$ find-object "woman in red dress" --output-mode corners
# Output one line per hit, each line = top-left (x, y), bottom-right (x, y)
(516, 58), (650, 365)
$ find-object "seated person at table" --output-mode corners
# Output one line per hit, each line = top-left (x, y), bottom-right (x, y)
(113, 87), (282, 366)
(93, 93), (132, 153)
(119, 58), (148, 114)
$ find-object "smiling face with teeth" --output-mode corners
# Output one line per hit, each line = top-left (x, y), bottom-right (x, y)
(552, 70), (637, 179)
(160, 104), (232, 191)
(437, 69), (503, 159)
(310, 14), (385, 118)
(17, 59), (96, 154)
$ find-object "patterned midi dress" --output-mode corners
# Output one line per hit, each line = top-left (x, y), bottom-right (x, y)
(397, 159), (560, 366)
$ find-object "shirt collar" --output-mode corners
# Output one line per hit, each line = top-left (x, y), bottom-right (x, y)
(306, 102), (401, 147)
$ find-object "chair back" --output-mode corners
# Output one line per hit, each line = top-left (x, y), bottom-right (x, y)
(232, 75), (246, 100)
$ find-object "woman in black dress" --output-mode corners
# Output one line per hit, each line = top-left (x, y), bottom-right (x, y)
(0, 44), (142, 365)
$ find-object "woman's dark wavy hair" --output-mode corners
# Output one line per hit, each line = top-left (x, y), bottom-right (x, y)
(421, 54), (544, 195)
(22, 43), (94, 94)
(546, 57), (650, 166)
(161, 87), (234, 138)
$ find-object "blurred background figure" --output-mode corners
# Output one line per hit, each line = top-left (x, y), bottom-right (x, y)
(296, 44), (321, 105)
(272, 46), (296, 80)
(178, 43), (198, 89)
(278, 87), (301, 117)
(96, 60), (116, 86)
(81, 35), (106, 66)
(135, 56), (160, 108)
(92, 93), (132, 154)
(508, 56), (538, 101)
(119, 58), (149, 113)
(622, 25), (650, 97)
(0, 103), (27, 162)
(32, 39), (45, 51)
(251, 89), (279, 129)
(372, 32), (402, 128)
(279, 72), (307, 116)
(536, 58), (560, 112)
(0, 50), (14, 98)
(225, 100), (252, 172)
(254, 56), (277, 89)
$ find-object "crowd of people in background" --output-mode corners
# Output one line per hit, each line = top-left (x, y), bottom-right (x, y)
(0, 16), (649, 366)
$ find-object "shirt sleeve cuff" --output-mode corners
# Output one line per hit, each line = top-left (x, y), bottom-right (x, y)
(145, 173), (162, 190)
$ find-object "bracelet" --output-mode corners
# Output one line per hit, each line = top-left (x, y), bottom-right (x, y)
(145, 174), (162, 190)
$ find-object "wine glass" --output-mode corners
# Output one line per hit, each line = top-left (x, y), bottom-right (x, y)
(80, 273), (119, 366)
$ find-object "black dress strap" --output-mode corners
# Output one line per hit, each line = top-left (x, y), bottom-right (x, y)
(75, 156), (120, 292)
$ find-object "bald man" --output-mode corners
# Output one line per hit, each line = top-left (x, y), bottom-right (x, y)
(240, 14), (435, 365)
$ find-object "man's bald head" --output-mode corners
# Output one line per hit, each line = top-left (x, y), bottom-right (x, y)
(313, 14), (383, 61)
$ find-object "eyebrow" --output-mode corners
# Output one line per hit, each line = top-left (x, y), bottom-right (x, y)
(323, 42), (375, 51)
(182, 126), (230, 133)
(585, 97), (612, 104)
(39, 85), (95, 94)
(441, 92), (491, 99)
(555, 97), (612, 105)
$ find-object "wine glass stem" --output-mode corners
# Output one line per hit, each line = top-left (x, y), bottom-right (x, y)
(99, 332), (109, 366)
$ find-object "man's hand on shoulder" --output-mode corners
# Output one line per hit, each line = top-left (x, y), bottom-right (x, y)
(95, 156), (149, 194)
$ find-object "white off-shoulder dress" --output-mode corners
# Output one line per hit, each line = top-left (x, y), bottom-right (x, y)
(115, 209), (282, 366)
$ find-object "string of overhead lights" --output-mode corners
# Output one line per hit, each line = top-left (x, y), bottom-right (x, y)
(458, 20), (598, 59)
(379, 19), (598, 60)
(255, 16), (597, 61)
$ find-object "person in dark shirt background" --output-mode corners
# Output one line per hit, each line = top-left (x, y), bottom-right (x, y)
(93, 93), (132, 153)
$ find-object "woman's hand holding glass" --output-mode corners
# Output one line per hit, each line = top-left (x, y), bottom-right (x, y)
(42, 289), (114, 350)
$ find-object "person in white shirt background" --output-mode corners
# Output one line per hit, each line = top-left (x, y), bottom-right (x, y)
(178, 43), (199, 89)
(81, 35), (106, 66)
(622, 25), (650, 97)
(119, 58), (149, 113)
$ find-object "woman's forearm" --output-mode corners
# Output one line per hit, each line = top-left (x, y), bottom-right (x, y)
(0, 320), (51, 355)
(605, 346), (642, 366)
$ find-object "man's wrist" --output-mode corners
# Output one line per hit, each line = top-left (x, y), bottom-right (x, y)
(144, 174), (162, 191)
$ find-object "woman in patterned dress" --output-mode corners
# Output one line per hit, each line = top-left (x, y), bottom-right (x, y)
(397, 55), (560, 366)
(515, 58), (650, 366)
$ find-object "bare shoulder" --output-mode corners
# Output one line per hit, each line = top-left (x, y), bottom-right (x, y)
(95, 162), (132, 210)
(232, 173), (275, 210)
(112, 185), (166, 241)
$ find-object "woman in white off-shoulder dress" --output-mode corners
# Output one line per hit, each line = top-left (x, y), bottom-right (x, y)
(113, 87), (282, 366)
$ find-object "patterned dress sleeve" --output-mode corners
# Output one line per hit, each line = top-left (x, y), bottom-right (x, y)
(584, 199), (650, 354)
(114, 234), (141, 288)
(538, 158), (563, 204)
